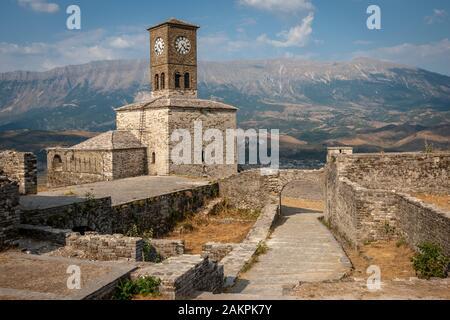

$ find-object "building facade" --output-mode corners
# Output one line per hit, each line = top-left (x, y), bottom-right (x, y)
(47, 19), (238, 188)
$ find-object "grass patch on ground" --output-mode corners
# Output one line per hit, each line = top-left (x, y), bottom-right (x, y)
(163, 200), (260, 254)
(241, 241), (269, 274)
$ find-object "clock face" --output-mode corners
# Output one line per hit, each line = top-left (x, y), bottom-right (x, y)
(154, 37), (165, 56)
(175, 36), (191, 55)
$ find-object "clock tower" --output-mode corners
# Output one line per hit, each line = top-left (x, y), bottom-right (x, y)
(148, 18), (199, 98)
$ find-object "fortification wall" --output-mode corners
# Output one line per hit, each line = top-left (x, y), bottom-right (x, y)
(0, 150), (37, 195)
(219, 169), (324, 210)
(334, 152), (450, 193)
(326, 152), (450, 253)
(21, 183), (219, 237)
(0, 175), (21, 249)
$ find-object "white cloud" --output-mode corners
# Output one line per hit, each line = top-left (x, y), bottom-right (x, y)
(425, 9), (448, 24)
(239, 0), (313, 13)
(353, 38), (450, 75)
(257, 13), (314, 48)
(109, 37), (133, 49)
(17, 0), (59, 13)
(0, 29), (148, 72)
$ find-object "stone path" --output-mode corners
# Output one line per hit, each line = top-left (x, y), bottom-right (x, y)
(225, 206), (351, 297)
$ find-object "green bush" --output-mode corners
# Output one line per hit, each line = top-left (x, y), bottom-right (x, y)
(411, 242), (450, 279)
(114, 276), (161, 300)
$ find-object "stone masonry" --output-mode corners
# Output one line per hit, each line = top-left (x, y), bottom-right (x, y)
(0, 175), (21, 250)
(66, 232), (144, 262)
(325, 149), (450, 255)
(0, 150), (37, 195)
(46, 18), (238, 188)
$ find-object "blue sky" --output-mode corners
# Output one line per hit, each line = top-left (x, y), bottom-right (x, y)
(1, 0), (450, 74)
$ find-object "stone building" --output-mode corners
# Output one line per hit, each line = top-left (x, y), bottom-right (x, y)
(47, 19), (238, 188)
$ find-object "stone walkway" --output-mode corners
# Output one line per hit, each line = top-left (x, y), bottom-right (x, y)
(226, 206), (351, 297)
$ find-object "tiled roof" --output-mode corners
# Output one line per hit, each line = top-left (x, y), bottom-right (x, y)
(70, 131), (145, 150)
(115, 97), (238, 112)
(148, 18), (200, 30)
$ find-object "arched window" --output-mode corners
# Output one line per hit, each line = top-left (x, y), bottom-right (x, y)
(160, 73), (165, 89)
(154, 74), (159, 90)
(184, 73), (190, 89)
(52, 155), (63, 172)
(151, 152), (156, 164)
(175, 72), (181, 88)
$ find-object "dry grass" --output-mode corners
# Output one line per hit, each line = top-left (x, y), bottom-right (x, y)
(413, 193), (450, 211)
(163, 206), (258, 254)
(345, 240), (416, 280)
(282, 197), (324, 211)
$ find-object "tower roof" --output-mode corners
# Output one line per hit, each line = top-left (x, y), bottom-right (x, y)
(70, 131), (145, 151)
(147, 18), (200, 31)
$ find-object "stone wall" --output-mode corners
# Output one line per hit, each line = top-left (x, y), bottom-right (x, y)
(333, 152), (450, 193)
(131, 255), (224, 299)
(112, 148), (147, 180)
(111, 183), (219, 237)
(21, 197), (114, 234)
(18, 224), (72, 245)
(116, 108), (170, 176)
(0, 175), (21, 249)
(47, 149), (113, 188)
(395, 193), (450, 256)
(168, 107), (238, 179)
(47, 148), (147, 188)
(149, 239), (185, 259)
(0, 150), (37, 195)
(202, 243), (236, 262)
(21, 183), (219, 237)
(219, 169), (324, 210)
(66, 232), (144, 261)
(325, 152), (450, 253)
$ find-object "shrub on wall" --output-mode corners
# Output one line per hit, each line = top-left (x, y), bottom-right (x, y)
(412, 242), (450, 279)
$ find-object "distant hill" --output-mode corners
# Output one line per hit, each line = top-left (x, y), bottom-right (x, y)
(0, 57), (449, 153)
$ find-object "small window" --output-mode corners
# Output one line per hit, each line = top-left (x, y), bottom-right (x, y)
(154, 74), (159, 90)
(52, 155), (63, 172)
(175, 72), (181, 88)
(184, 73), (190, 89)
(151, 152), (156, 164)
(160, 73), (165, 89)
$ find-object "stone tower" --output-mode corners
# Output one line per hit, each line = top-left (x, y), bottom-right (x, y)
(46, 18), (238, 188)
(149, 19), (199, 98)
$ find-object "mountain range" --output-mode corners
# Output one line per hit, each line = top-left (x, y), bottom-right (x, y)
(0, 57), (449, 158)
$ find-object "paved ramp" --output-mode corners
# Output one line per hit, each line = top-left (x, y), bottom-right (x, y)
(227, 207), (351, 297)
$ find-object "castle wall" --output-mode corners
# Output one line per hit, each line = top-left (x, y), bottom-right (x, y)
(168, 107), (238, 179)
(334, 153), (450, 193)
(219, 169), (324, 210)
(325, 152), (450, 253)
(0, 175), (21, 250)
(21, 183), (219, 237)
(0, 150), (37, 195)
